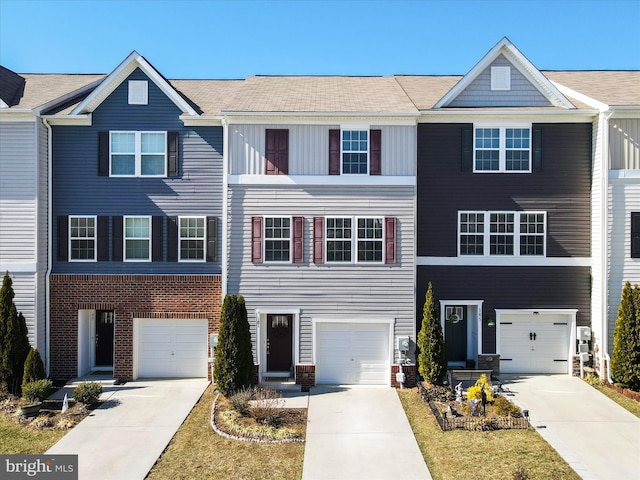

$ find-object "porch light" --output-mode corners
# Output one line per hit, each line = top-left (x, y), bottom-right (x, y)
(486, 316), (495, 327)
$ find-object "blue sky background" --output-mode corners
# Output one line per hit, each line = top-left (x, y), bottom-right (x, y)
(1, 0), (639, 78)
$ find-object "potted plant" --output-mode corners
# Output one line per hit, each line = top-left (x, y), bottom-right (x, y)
(20, 379), (53, 416)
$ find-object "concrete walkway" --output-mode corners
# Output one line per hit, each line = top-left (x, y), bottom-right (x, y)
(501, 374), (640, 480)
(47, 378), (209, 480)
(302, 386), (432, 480)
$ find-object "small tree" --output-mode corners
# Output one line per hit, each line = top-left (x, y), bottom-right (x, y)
(22, 347), (46, 387)
(214, 294), (254, 396)
(611, 281), (640, 390)
(417, 282), (447, 385)
(0, 272), (31, 395)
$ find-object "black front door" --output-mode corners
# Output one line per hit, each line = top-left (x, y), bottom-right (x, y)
(444, 306), (467, 363)
(95, 310), (114, 367)
(266, 315), (292, 372)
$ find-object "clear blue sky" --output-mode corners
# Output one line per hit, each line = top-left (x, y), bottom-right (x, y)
(1, 0), (639, 79)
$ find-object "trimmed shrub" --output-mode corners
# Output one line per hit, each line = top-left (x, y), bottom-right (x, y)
(466, 374), (494, 403)
(22, 348), (46, 387)
(493, 395), (522, 417)
(417, 282), (447, 385)
(22, 379), (53, 403)
(214, 294), (254, 396)
(611, 281), (640, 390)
(0, 272), (30, 395)
(72, 381), (103, 406)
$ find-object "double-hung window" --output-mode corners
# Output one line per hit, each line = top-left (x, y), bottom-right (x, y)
(342, 130), (369, 174)
(110, 131), (167, 177)
(264, 217), (291, 262)
(357, 218), (383, 262)
(124, 216), (151, 261)
(474, 126), (531, 173)
(326, 218), (352, 262)
(459, 211), (545, 256)
(69, 216), (96, 261)
(325, 217), (383, 263)
(179, 216), (205, 261)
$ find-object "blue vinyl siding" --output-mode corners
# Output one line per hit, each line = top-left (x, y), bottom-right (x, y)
(52, 69), (223, 274)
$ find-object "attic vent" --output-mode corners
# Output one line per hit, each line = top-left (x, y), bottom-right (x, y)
(491, 66), (511, 91)
(128, 80), (148, 105)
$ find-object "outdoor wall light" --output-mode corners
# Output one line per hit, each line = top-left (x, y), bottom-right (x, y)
(486, 316), (495, 327)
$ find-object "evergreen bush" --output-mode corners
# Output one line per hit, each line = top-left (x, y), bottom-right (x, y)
(611, 281), (640, 390)
(214, 294), (254, 396)
(22, 347), (46, 387)
(72, 381), (103, 406)
(417, 282), (447, 385)
(22, 379), (53, 403)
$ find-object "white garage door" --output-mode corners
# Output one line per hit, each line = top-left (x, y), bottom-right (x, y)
(316, 323), (389, 385)
(136, 318), (208, 378)
(499, 314), (569, 374)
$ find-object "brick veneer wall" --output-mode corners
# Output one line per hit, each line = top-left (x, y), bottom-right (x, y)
(295, 365), (315, 392)
(50, 274), (222, 382)
(391, 364), (417, 388)
(477, 354), (500, 373)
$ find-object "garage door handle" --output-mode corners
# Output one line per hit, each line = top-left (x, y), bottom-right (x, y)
(529, 332), (537, 341)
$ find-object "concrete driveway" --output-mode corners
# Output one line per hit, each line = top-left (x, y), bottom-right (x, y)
(302, 386), (432, 480)
(501, 374), (640, 480)
(47, 378), (209, 480)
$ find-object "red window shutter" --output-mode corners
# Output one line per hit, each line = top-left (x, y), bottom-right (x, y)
(385, 217), (396, 264)
(313, 217), (324, 264)
(329, 130), (340, 175)
(266, 129), (289, 175)
(370, 129), (381, 175)
(252, 216), (263, 263)
(265, 129), (277, 175)
(293, 216), (304, 263)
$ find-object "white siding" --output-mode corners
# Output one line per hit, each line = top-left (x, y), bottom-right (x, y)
(610, 119), (640, 170)
(229, 124), (415, 176)
(226, 184), (415, 365)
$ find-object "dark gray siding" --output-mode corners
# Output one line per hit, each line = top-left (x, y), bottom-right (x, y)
(52, 68), (223, 274)
(417, 123), (592, 257)
(417, 265), (591, 353)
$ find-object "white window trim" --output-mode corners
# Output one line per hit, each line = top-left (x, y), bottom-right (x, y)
(69, 215), (97, 262)
(178, 216), (206, 263)
(340, 128), (370, 176)
(124, 215), (152, 262)
(128, 80), (148, 105)
(458, 210), (546, 257)
(473, 124), (531, 174)
(263, 216), (293, 264)
(491, 66), (511, 91)
(110, 131), (167, 178)
(325, 216), (385, 264)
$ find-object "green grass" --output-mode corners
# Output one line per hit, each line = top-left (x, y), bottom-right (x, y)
(147, 388), (305, 480)
(0, 415), (66, 454)
(592, 384), (640, 418)
(398, 388), (580, 480)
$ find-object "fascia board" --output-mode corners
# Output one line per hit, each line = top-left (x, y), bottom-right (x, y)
(0, 99), (8, 108)
(551, 81), (609, 112)
(41, 114), (92, 126)
(0, 111), (37, 122)
(417, 110), (597, 123)
(180, 115), (223, 126)
(223, 113), (418, 126)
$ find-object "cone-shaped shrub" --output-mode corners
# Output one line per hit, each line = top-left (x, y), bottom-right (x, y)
(417, 282), (447, 385)
(0, 271), (30, 395)
(611, 281), (640, 390)
(22, 347), (46, 388)
(214, 294), (254, 396)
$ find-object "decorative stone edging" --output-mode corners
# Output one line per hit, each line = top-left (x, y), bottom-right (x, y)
(210, 392), (305, 444)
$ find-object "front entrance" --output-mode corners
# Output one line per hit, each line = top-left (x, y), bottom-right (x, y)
(95, 310), (114, 367)
(444, 305), (467, 363)
(266, 314), (292, 372)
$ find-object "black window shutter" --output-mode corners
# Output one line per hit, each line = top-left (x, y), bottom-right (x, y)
(112, 216), (123, 262)
(370, 129), (381, 175)
(532, 127), (543, 172)
(167, 216), (178, 262)
(168, 132), (179, 177)
(152, 216), (163, 261)
(98, 132), (109, 176)
(207, 216), (218, 262)
(631, 213), (640, 258)
(97, 216), (109, 261)
(461, 125), (473, 172)
(57, 216), (68, 261)
(329, 130), (340, 175)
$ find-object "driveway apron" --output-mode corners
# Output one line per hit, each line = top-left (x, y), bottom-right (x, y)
(302, 386), (432, 480)
(46, 378), (209, 480)
(502, 374), (640, 480)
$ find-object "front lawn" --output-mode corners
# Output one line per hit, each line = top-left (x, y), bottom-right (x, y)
(589, 383), (640, 419)
(147, 388), (305, 480)
(398, 388), (580, 480)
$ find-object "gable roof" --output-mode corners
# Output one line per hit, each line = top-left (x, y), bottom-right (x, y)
(70, 51), (198, 117)
(433, 37), (575, 109)
(0, 66), (25, 108)
(546, 71), (640, 108)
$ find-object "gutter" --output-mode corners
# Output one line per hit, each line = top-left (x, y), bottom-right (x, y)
(42, 117), (53, 377)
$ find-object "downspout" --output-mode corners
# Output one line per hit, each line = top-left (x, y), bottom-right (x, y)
(43, 117), (53, 377)
(221, 115), (229, 296)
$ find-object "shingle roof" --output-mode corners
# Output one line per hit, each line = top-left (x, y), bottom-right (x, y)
(0, 66), (25, 107)
(545, 71), (640, 107)
(169, 79), (244, 116)
(7, 74), (106, 110)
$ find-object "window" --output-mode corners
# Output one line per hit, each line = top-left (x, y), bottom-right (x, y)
(474, 126), (530, 172)
(264, 217), (291, 262)
(326, 218), (352, 262)
(357, 218), (383, 262)
(324, 217), (383, 263)
(110, 131), (167, 177)
(631, 213), (640, 258)
(69, 216), (96, 261)
(459, 211), (545, 256)
(342, 130), (369, 174)
(124, 216), (151, 261)
(179, 217), (205, 261)
(128, 80), (148, 105)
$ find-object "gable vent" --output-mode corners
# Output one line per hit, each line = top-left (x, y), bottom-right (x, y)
(128, 80), (148, 105)
(491, 66), (511, 91)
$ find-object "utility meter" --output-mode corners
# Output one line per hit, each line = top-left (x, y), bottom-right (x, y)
(397, 336), (410, 353)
